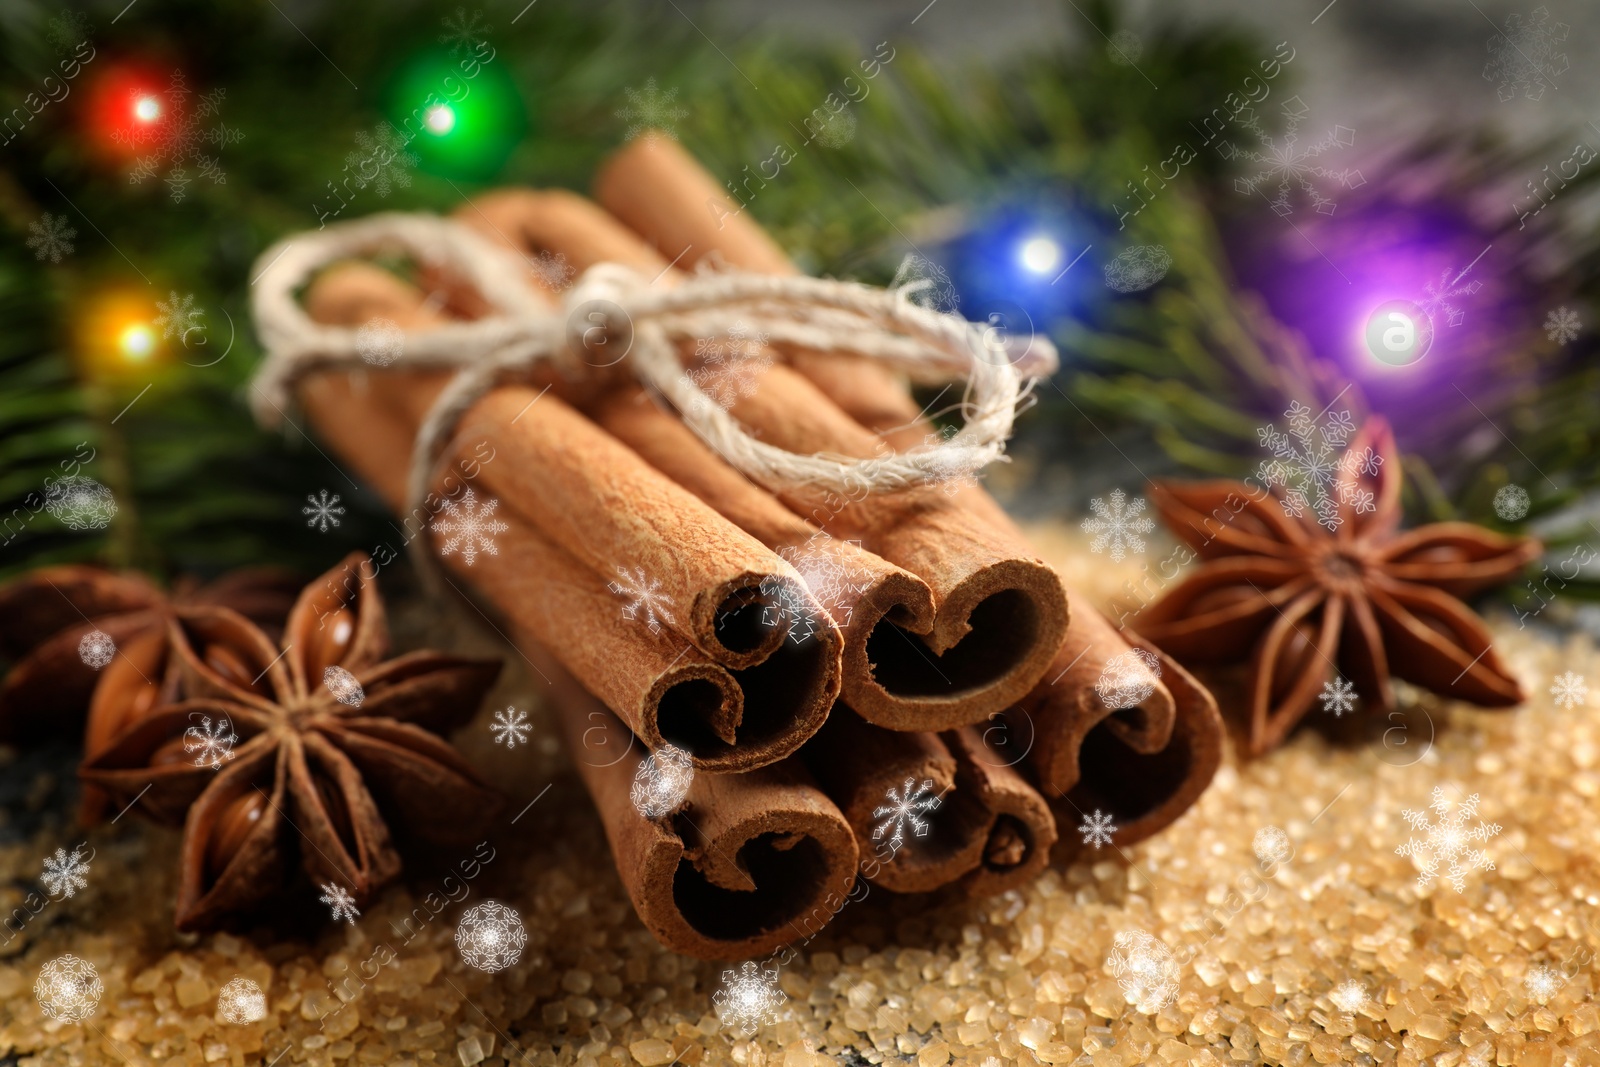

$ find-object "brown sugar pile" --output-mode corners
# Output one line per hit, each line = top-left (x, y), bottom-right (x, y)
(2, 525), (1597, 1067)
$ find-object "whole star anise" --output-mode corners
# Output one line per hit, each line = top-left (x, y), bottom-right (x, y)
(81, 552), (502, 930)
(1139, 418), (1540, 757)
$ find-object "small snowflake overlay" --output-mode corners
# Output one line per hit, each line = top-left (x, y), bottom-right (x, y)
(1492, 483), (1530, 522)
(116, 71), (243, 203)
(1079, 809), (1117, 849)
(891, 253), (960, 314)
(1094, 647), (1162, 711)
(34, 954), (103, 1022)
(630, 744), (694, 819)
(1103, 245), (1172, 293)
(45, 9), (92, 52)
(1525, 965), (1563, 1003)
(27, 213), (76, 263)
(490, 706), (531, 749)
(1319, 676), (1358, 717)
(182, 715), (238, 769)
(323, 665), (366, 708)
(1106, 929), (1179, 1014)
(344, 123), (418, 199)
(215, 976), (267, 1024)
(430, 488), (509, 566)
(302, 489), (346, 533)
(1550, 671), (1588, 709)
(1106, 29), (1143, 66)
(688, 320), (772, 410)
(1329, 979), (1368, 1015)
(1484, 7), (1569, 102)
(154, 291), (205, 343)
(1395, 786), (1501, 893)
(319, 882), (360, 925)
(810, 106), (856, 149)
(40, 845), (91, 899)
(355, 317), (405, 366)
(608, 566), (677, 635)
(438, 7), (491, 54)
(1253, 825), (1291, 867)
(77, 629), (116, 670)
(617, 78), (689, 142)
(527, 250), (576, 292)
(1545, 306), (1581, 345)
(714, 960), (786, 1036)
(782, 537), (873, 628)
(1257, 401), (1370, 531)
(754, 574), (820, 646)
(1419, 264), (1483, 329)
(1220, 96), (1365, 217)
(455, 900), (528, 973)
(1082, 488), (1156, 561)
(871, 777), (942, 852)
(45, 476), (117, 531)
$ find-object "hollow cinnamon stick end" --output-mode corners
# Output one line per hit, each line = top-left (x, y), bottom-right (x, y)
(942, 726), (1057, 899)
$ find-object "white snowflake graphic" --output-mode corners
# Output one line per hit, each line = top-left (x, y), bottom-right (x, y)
(355, 317), (405, 366)
(630, 743), (694, 819)
(1107, 929), (1178, 1014)
(1329, 979), (1368, 1015)
(438, 7), (491, 54)
(1319, 676), (1358, 717)
(1081, 488), (1156, 561)
(26, 213), (76, 263)
(1550, 671), (1588, 709)
(1493, 484), (1530, 522)
(344, 123), (418, 200)
(527, 250), (575, 292)
(1256, 401), (1369, 531)
(116, 71), (242, 203)
(1094, 647), (1162, 711)
(1484, 7), (1569, 102)
(782, 537), (873, 629)
(182, 715), (238, 769)
(1419, 264), (1484, 329)
(608, 566), (677, 634)
(216, 976), (266, 1024)
(1220, 96), (1365, 216)
(754, 574), (821, 646)
(45, 475), (117, 531)
(77, 629), (116, 670)
(1525, 965), (1563, 1003)
(1079, 809), (1116, 849)
(1395, 786), (1501, 893)
(1545, 306), (1581, 345)
(687, 320), (772, 410)
(810, 106), (856, 149)
(430, 488), (509, 566)
(891, 253), (960, 314)
(616, 77), (689, 142)
(713, 960), (786, 1036)
(1103, 245), (1172, 293)
(45, 9), (92, 52)
(490, 706), (531, 749)
(319, 882), (360, 924)
(1253, 825), (1291, 866)
(153, 291), (205, 342)
(1106, 29), (1143, 66)
(455, 900), (527, 973)
(303, 489), (346, 533)
(40, 846), (91, 899)
(34, 954), (103, 1021)
(323, 665), (365, 708)
(871, 776), (942, 851)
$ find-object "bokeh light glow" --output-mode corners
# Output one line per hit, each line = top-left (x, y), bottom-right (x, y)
(118, 323), (155, 361)
(424, 103), (456, 135)
(133, 95), (162, 123)
(1019, 236), (1062, 275)
(1363, 300), (1433, 367)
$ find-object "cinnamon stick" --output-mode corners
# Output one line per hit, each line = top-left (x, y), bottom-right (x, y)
(298, 268), (843, 771)
(454, 187), (1070, 730)
(544, 640), (859, 961)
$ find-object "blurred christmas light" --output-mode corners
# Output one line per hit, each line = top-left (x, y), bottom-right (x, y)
(1019, 236), (1062, 274)
(385, 49), (526, 179)
(132, 95), (162, 123)
(1363, 300), (1433, 367)
(76, 290), (166, 379)
(118, 323), (156, 361)
(85, 65), (168, 153)
(424, 103), (456, 135)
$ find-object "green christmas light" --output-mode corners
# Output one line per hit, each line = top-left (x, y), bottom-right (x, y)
(385, 46), (527, 180)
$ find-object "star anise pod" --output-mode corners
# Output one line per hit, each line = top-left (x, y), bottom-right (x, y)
(1138, 418), (1540, 757)
(81, 552), (502, 930)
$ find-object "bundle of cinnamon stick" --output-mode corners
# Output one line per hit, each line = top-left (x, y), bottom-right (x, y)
(273, 136), (1223, 960)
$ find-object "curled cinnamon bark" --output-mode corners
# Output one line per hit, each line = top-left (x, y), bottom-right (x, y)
(543, 640), (859, 961)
